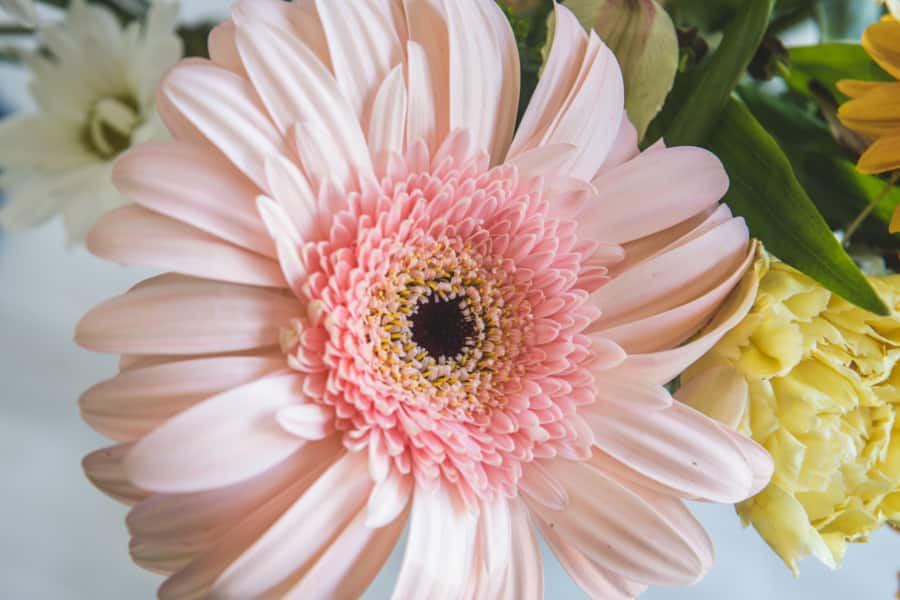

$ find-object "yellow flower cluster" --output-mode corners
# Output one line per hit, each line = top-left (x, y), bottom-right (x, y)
(679, 250), (900, 573)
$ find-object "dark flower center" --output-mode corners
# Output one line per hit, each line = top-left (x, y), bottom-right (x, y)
(410, 297), (475, 360)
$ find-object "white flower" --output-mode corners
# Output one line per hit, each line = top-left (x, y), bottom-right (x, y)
(0, 0), (182, 244)
(1, 0), (37, 27)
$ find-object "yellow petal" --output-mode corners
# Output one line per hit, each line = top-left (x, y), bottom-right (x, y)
(837, 82), (900, 138)
(858, 134), (900, 174)
(863, 19), (900, 80)
(837, 79), (885, 99)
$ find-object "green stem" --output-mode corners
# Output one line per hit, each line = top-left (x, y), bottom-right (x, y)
(843, 171), (900, 248)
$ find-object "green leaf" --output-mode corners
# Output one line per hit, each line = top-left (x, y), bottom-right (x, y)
(649, 0), (774, 147)
(738, 84), (900, 248)
(784, 43), (891, 99)
(707, 98), (889, 315)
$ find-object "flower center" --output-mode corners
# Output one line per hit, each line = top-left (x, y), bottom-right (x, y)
(410, 294), (475, 360)
(83, 96), (140, 159)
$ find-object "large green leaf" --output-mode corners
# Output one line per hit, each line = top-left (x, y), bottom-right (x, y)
(784, 43), (891, 99)
(648, 0), (774, 147)
(707, 98), (889, 315)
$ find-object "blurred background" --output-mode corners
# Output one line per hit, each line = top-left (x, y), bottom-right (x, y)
(0, 1), (898, 598)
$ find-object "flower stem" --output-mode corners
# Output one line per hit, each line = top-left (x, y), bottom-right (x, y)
(843, 171), (900, 248)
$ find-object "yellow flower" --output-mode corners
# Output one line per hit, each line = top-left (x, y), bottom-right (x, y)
(677, 249), (900, 574)
(837, 16), (900, 178)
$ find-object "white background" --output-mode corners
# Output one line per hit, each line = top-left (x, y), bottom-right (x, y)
(0, 1), (898, 598)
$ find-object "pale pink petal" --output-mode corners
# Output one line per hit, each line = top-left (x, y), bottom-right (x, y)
(208, 20), (244, 75)
(81, 355), (286, 442)
(128, 437), (342, 573)
(159, 60), (289, 189)
(262, 154), (319, 242)
(519, 461), (569, 511)
(76, 278), (301, 355)
(589, 218), (749, 328)
(591, 373), (674, 411)
(613, 258), (760, 383)
(283, 505), (406, 600)
(113, 141), (274, 257)
(276, 403), (334, 440)
(87, 206), (287, 288)
(404, 0), (450, 148)
(83, 444), (150, 506)
(444, 0), (519, 162)
(582, 400), (758, 503)
(235, 21), (372, 187)
(510, 4), (587, 158)
(365, 468), (414, 527)
(526, 459), (708, 586)
(405, 40), (438, 150)
(595, 116), (639, 176)
(211, 452), (371, 598)
(595, 244), (755, 354)
(539, 519), (645, 599)
(509, 143), (580, 178)
(315, 0), (402, 120)
(124, 374), (305, 493)
(368, 65), (408, 169)
(391, 485), (479, 599)
(582, 147), (729, 244)
(158, 464), (320, 600)
(498, 498), (543, 600)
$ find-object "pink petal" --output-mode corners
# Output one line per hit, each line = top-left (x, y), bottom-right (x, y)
(159, 60), (289, 189)
(276, 404), (334, 440)
(283, 507), (406, 600)
(675, 364), (749, 429)
(365, 468), (414, 527)
(124, 374), (305, 493)
(80, 355), (286, 442)
(262, 154), (319, 242)
(539, 519), (645, 599)
(595, 242), (755, 354)
(589, 218), (749, 328)
(583, 146), (729, 244)
(591, 374), (673, 411)
(76, 277), (301, 355)
(613, 252), (760, 384)
(444, 0), (519, 162)
(510, 4), (587, 157)
(526, 459), (708, 586)
(406, 40), (438, 150)
(368, 65), (408, 168)
(128, 437), (342, 574)
(235, 20), (372, 187)
(113, 141), (275, 257)
(211, 452), (372, 598)
(391, 484), (479, 599)
(208, 20), (244, 75)
(498, 499), (543, 600)
(582, 400), (757, 503)
(315, 0), (402, 120)
(595, 116), (639, 176)
(82, 444), (150, 506)
(87, 206), (287, 288)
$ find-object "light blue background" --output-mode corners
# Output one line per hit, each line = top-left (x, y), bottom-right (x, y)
(0, 2), (897, 598)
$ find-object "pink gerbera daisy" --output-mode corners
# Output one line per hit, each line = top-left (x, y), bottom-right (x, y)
(75, 1), (773, 598)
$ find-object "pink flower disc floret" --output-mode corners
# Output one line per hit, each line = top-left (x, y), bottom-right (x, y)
(283, 136), (599, 503)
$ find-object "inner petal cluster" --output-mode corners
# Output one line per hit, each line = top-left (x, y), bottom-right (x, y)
(281, 140), (602, 500)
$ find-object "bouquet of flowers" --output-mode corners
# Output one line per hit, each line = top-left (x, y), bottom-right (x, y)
(2, 0), (899, 598)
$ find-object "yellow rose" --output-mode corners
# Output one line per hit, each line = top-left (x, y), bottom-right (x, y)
(678, 249), (900, 574)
